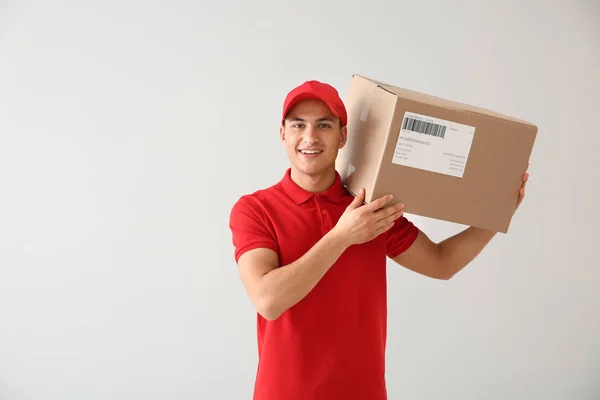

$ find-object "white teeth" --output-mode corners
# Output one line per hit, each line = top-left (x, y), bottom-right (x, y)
(300, 150), (322, 154)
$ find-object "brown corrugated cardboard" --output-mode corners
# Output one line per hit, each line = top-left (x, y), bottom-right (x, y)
(335, 74), (537, 233)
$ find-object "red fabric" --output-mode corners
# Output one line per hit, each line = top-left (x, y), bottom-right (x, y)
(281, 80), (348, 126)
(229, 169), (419, 400)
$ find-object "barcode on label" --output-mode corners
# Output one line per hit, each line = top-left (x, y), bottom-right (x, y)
(402, 116), (447, 139)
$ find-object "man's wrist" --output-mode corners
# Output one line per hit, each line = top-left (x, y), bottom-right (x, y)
(324, 228), (349, 252)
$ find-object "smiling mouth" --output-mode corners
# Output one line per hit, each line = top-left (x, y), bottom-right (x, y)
(298, 149), (323, 155)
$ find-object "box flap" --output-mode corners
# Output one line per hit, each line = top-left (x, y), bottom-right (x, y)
(352, 74), (537, 128)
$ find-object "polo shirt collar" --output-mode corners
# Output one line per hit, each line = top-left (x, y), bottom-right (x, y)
(281, 168), (346, 204)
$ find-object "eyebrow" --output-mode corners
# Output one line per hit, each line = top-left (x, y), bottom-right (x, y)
(288, 117), (335, 122)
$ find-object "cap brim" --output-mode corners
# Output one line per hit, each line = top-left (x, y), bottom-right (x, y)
(282, 92), (338, 122)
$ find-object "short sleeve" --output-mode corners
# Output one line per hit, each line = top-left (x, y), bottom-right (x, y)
(229, 196), (279, 263)
(385, 215), (419, 258)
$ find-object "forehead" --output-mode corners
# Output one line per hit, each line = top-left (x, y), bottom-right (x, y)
(286, 99), (335, 120)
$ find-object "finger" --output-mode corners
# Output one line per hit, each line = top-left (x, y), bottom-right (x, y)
(516, 188), (525, 208)
(375, 221), (396, 236)
(377, 209), (404, 228)
(364, 193), (394, 212)
(375, 202), (404, 221)
(520, 174), (529, 195)
(348, 188), (365, 209)
(354, 188), (365, 204)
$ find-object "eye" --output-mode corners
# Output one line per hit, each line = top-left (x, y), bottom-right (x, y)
(319, 123), (332, 129)
(292, 123), (304, 129)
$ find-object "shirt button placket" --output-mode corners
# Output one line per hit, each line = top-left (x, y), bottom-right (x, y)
(316, 197), (331, 234)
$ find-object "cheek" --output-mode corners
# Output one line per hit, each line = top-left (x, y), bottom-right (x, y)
(283, 133), (297, 147)
(327, 136), (342, 149)
(287, 140), (301, 153)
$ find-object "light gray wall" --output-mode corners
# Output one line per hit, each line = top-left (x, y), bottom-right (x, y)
(0, 0), (598, 399)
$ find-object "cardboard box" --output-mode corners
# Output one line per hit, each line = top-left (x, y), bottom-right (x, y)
(335, 74), (537, 233)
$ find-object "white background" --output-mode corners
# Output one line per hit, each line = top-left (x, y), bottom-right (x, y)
(1, 1), (598, 399)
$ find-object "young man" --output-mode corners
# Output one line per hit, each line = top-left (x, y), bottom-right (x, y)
(229, 80), (529, 400)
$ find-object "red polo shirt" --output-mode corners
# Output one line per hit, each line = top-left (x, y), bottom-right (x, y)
(229, 168), (419, 400)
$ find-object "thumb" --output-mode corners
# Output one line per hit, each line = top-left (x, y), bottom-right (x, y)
(348, 188), (365, 209)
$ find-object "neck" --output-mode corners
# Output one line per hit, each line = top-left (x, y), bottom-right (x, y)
(290, 166), (337, 193)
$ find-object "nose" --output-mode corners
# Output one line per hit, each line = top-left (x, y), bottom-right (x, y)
(302, 124), (319, 144)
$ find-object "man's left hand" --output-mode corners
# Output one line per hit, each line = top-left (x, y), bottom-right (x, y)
(515, 164), (530, 211)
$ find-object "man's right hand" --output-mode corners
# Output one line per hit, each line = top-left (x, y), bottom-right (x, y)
(330, 188), (404, 248)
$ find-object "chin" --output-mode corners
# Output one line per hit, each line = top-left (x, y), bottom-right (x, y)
(294, 162), (332, 177)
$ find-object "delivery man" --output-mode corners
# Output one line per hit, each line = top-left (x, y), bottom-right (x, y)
(228, 80), (528, 400)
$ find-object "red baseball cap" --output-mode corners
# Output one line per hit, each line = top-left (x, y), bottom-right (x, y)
(281, 80), (348, 127)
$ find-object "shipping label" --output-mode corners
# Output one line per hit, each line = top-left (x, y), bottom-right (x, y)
(392, 111), (475, 177)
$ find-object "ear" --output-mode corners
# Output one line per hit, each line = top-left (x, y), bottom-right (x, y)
(280, 124), (285, 141)
(339, 126), (348, 148)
